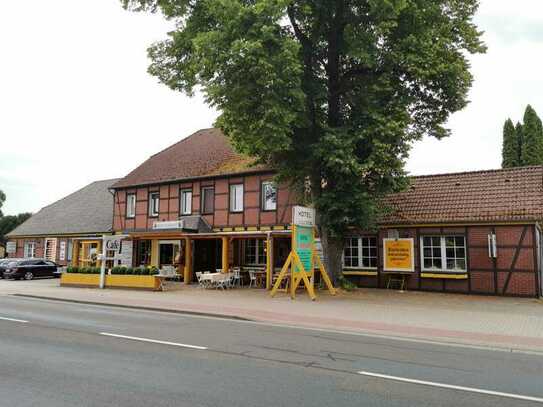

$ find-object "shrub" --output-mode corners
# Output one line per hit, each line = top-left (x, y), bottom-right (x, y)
(338, 275), (357, 291)
(149, 266), (159, 276)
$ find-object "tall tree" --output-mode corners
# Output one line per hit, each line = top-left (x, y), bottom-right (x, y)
(520, 105), (543, 165)
(515, 121), (524, 166)
(502, 119), (518, 168)
(0, 213), (32, 245)
(122, 0), (485, 282)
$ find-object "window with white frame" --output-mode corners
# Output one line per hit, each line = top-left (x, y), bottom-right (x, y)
(149, 192), (160, 217)
(343, 236), (377, 269)
(261, 181), (277, 211)
(420, 236), (467, 272)
(24, 242), (36, 258)
(126, 193), (136, 218)
(230, 184), (244, 212)
(244, 239), (266, 265)
(180, 189), (192, 215)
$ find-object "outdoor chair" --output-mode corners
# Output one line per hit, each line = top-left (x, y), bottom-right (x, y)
(196, 272), (205, 289)
(232, 268), (242, 287)
(248, 270), (257, 288)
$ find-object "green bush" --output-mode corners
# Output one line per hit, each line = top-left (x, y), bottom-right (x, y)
(339, 275), (357, 291)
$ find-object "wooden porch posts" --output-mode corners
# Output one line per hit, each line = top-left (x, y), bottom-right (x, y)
(184, 237), (192, 284)
(222, 236), (229, 273)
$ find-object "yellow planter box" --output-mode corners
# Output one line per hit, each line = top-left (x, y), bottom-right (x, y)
(61, 274), (160, 290)
(61, 273), (100, 287)
(105, 275), (160, 290)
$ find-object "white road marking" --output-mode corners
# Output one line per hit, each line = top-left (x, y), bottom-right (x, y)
(100, 332), (208, 350)
(358, 370), (543, 403)
(0, 316), (28, 323)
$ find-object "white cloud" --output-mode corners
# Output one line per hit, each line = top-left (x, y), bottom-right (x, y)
(1, 1), (542, 214)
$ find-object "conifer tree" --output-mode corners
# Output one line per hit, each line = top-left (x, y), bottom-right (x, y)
(501, 119), (518, 168)
(521, 105), (543, 165)
(515, 122), (524, 165)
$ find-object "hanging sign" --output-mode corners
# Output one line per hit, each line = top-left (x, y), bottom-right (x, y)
(383, 238), (414, 272)
(6, 241), (16, 254)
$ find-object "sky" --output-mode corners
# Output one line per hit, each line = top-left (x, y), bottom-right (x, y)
(0, 1), (542, 215)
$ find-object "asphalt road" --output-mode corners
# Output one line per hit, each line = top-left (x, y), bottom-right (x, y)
(0, 294), (542, 407)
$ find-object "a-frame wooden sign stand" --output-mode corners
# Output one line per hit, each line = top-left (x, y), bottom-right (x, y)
(270, 207), (336, 301)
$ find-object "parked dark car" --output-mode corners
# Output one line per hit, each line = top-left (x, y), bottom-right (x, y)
(0, 258), (24, 279)
(3, 259), (60, 280)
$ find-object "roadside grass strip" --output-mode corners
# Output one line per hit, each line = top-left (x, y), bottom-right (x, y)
(358, 370), (543, 404)
(100, 332), (208, 350)
(0, 316), (29, 323)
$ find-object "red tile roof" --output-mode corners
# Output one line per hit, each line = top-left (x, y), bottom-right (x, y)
(382, 166), (543, 225)
(114, 128), (543, 225)
(112, 128), (269, 189)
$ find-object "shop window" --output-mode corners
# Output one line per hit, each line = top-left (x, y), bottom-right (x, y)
(136, 240), (152, 267)
(261, 181), (277, 211)
(126, 193), (136, 218)
(149, 192), (160, 217)
(229, 184), (244, 213)
(180, 189), (192, 215)
(343, 236), (377, 269)
(201, 187), (215, 214)
(245, 239), (266, 265)
(420, 236), (466, 272)
(24, 242), (36, 258)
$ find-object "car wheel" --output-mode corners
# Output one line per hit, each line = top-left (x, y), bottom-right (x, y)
(24, 272), (34, 281)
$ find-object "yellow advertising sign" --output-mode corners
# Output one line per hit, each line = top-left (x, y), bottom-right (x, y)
(383, 238), (414, 272)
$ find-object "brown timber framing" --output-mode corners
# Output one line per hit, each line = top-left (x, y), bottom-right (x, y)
(502, 225), (528, 295)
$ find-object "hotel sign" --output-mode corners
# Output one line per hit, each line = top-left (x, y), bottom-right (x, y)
(383, 238), (414, 272)
(293, 206), (315, 228)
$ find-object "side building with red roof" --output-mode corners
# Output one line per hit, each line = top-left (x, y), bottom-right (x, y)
(110, 128), (542, 297)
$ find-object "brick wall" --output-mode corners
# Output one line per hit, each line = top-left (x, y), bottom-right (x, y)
(347, 224), (540, 297)
(113, 173), (297, 232)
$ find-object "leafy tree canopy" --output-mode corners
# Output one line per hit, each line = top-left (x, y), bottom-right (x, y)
(122, 0), (485, 279)
(0, 213), (32, 245)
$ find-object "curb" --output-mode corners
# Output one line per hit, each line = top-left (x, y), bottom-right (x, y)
(11, 294), (252, 322)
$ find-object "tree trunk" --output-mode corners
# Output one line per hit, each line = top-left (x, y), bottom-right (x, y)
(320, 225), (343, 287)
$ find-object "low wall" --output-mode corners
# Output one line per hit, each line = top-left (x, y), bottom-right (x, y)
(60, 274), (160, 291)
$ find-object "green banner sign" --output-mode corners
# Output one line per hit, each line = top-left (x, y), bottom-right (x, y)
(295, 226), (314, 273)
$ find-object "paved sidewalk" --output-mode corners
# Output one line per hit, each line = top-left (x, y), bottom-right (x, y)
(1, 279), (542, 352)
